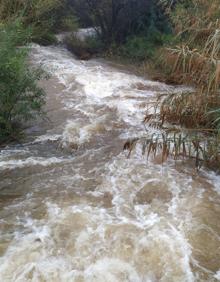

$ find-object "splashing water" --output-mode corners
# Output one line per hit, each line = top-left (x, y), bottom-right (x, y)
(0, 39), (220, 282)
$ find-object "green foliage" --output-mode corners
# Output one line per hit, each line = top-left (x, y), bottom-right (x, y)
(119, 32), (174, 61)
(67, 0), (173, 63)
(84, 36), (104, 54)
(69, 0), (171, 45)
(31, 28), (58, 46)
(65, 33), (104, 60)
(0, 0), (77, 45)
(0, 21), (46, 143)
(61, 15), (78, 31)
(120, 36), (156, 60)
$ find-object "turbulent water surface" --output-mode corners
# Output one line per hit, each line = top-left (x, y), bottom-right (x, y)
(0, 37), (220, 282)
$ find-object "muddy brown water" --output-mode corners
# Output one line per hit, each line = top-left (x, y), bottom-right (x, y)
(0, 41), (220, 282)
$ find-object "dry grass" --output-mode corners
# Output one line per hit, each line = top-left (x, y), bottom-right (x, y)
(125, 2), (220, 170)
(132, 0), (220, 171)
(124, 126), (220, 170)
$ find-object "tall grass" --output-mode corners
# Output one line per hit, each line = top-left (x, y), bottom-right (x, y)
(163, 1), (220, 130)
(124, 0), (220, 170)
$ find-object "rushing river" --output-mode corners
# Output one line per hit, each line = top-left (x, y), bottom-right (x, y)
(0, 38), (220, 282)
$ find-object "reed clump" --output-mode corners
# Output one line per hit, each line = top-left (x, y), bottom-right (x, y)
(158, 0), (220, 127)
(124, 0), (220, 171)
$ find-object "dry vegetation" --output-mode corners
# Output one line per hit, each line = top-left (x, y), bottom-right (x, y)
(125, 0), (220, 171)
(159, 0), (220, 127)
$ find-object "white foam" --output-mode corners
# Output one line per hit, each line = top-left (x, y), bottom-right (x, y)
(215, 270), (220, 281)
(30, 43), (173, 129)
(61, 117), (108, 147)
(33, 134), (62, 143)
(202, 170), (220, 195)
(84, 258), (140, 282)
(76, 27), (98, 41)
(0, 37), (218, 282)
(0, 157), (66, 171)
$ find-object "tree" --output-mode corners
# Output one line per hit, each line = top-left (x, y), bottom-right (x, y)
(68, 0), (163, 44)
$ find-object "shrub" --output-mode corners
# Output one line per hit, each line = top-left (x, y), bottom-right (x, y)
(0, 0), (72, 45)
(120, 36), (156, 60)
(61, 14), (78, 31)
(118, 31), (174, 61)
(0, 21), (46, 143)
(65, 33), (104, 60)
(31, 28), (58, 46)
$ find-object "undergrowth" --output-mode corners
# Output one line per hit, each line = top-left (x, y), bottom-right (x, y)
(65, 33), (104, 60)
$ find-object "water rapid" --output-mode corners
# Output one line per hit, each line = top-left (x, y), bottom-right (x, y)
(0, 40), (220, 282)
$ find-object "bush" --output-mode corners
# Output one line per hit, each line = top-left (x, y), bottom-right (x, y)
(0, 21), (46, 143)
(118, 30), (174, 61)
(31, 29), (58, 46)
(65, 33), (104, 60)
(0, 0), (74, 45)
(120, 36), (156, 60)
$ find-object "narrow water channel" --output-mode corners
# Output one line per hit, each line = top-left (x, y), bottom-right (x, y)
(0, 39), (220, 282)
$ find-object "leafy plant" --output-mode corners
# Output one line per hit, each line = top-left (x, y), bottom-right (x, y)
(0, 21), (46, 143)
(119, 36), (157, 60)
(65, 33), (104, 60)
(0, 0), (72, 45)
